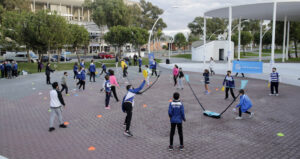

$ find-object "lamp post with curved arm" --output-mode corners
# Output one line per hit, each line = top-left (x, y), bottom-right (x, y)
(147, 6), (179, 56)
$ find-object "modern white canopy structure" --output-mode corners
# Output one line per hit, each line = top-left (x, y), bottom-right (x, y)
(204, 1), (300, 70)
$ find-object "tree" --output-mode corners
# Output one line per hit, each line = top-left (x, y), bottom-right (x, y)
(174, 33), (187, 51)
(188, 17), (226, 39)
(241, 31), (253, 55)
(0, 0), (30, 11)
(87, 0), (130, 28)
(138, 0), (167, 31)
(68, 24), (90, 63)
(130, 27), (149, 57)
(104, 25), (131, 56)
(290, 22), (300, 58)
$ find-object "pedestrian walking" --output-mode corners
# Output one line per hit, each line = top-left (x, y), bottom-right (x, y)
(203, 69), (210, 94)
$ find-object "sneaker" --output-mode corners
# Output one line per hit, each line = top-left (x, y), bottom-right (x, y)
(235, 116), (243, 120)
(249, 112), (254, 118)
(49, 127), (55, 132)
(179, 145), (184, 151)
(105, 106), (111, 110)
(59, 124), (67, 128)
(275, 94), (279, 96)
(168, 145), (173, 151)
(123, 130), (133, 137)
(269, 93), (273, 96)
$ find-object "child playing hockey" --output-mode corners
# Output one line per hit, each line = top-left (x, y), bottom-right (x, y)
(223, 70), (235, 100)
(168, 92), (185, 151)
(101, 75), (112, 109)
(234, 89), (254, 120)
(61, 72), (69, 95)
(49, 82), (67, 132)
(203, 69), (210, 94)
(122, 80), (146, 137)
(177, 68), (184, 90)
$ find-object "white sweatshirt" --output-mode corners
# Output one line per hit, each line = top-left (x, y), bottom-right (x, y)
(50, 90), (62, 108)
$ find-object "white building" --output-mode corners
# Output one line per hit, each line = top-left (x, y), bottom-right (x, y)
(192, 40), (234, 62)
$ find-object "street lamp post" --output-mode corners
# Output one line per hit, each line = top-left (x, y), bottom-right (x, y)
(148, 6), (178, 56)
(169, 37), (174, 60)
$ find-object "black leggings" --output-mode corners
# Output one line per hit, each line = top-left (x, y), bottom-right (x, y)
(78, 80), (85, 90)
(173, 75), (178, 86)
(152, 68), (157, 76)
(46, 75), (51, 84)
(90, 72), (95, 82)
(74, 71), (78, 79)
(270, 82), (279, 94)
(124, 102), (133, 131)
(100, 69), (107, 75)
(170, 123), (183, 146)
(239, 107), (251, 117)
(61, 84), (68, 94)
(123, 67), (128, 77)
(111, 86), (119, 101)
(225, 87), (235, 99)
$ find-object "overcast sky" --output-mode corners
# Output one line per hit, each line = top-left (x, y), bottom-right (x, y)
(132, 0), (276, 36)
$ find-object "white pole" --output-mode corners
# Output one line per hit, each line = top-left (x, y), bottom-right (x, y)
(271, 2), (277, 68)
(203, 16), (206, 65)
(33, 0), (36, 12)
(148, 17), (161, 54)
(286, 21), (290, 60)
(168, 42), (170, 60)
(259, 20), (263, 62)
(228, 6), (232, 70)
(282, 16), (287, 62)
(238, 18), (241, 60)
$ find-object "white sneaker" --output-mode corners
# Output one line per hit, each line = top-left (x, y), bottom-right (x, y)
(249, 113), (254, 118)
(235, 117), (243, 120)
(275, 94), (279, 96)
(269, 94), (273, 96)
(105, 106), (111, 110)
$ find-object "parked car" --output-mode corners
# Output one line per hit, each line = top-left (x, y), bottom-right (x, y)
(4, 51), (38, 63)
(96, 52), (115, 59)
(41, 56), (57, 62)
(52, 55), (71, 62)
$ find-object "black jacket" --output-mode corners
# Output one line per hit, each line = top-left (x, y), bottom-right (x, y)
(56, 90), (65, 106)
(45, 66), (54, 75)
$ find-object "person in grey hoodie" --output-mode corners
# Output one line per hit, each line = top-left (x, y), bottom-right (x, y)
(49, 82), (67, 132)
(61, 72), (68, 95)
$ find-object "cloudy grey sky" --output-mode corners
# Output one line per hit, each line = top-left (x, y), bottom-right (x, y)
(132, 0), (276, 36)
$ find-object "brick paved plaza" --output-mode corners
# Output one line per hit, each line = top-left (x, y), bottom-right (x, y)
(0, 66), (299, 159)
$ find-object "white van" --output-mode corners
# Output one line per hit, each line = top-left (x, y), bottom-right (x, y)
(4, 52), (38, 63)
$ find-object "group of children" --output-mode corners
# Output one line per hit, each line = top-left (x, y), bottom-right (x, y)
(0, 61), (18, 79)
(46, 58), (287, 152)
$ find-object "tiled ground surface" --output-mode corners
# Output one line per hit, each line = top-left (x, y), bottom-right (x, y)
(0, 66), (299, 159)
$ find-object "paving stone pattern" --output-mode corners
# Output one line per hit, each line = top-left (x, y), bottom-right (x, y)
(0, 66), (299, 159)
